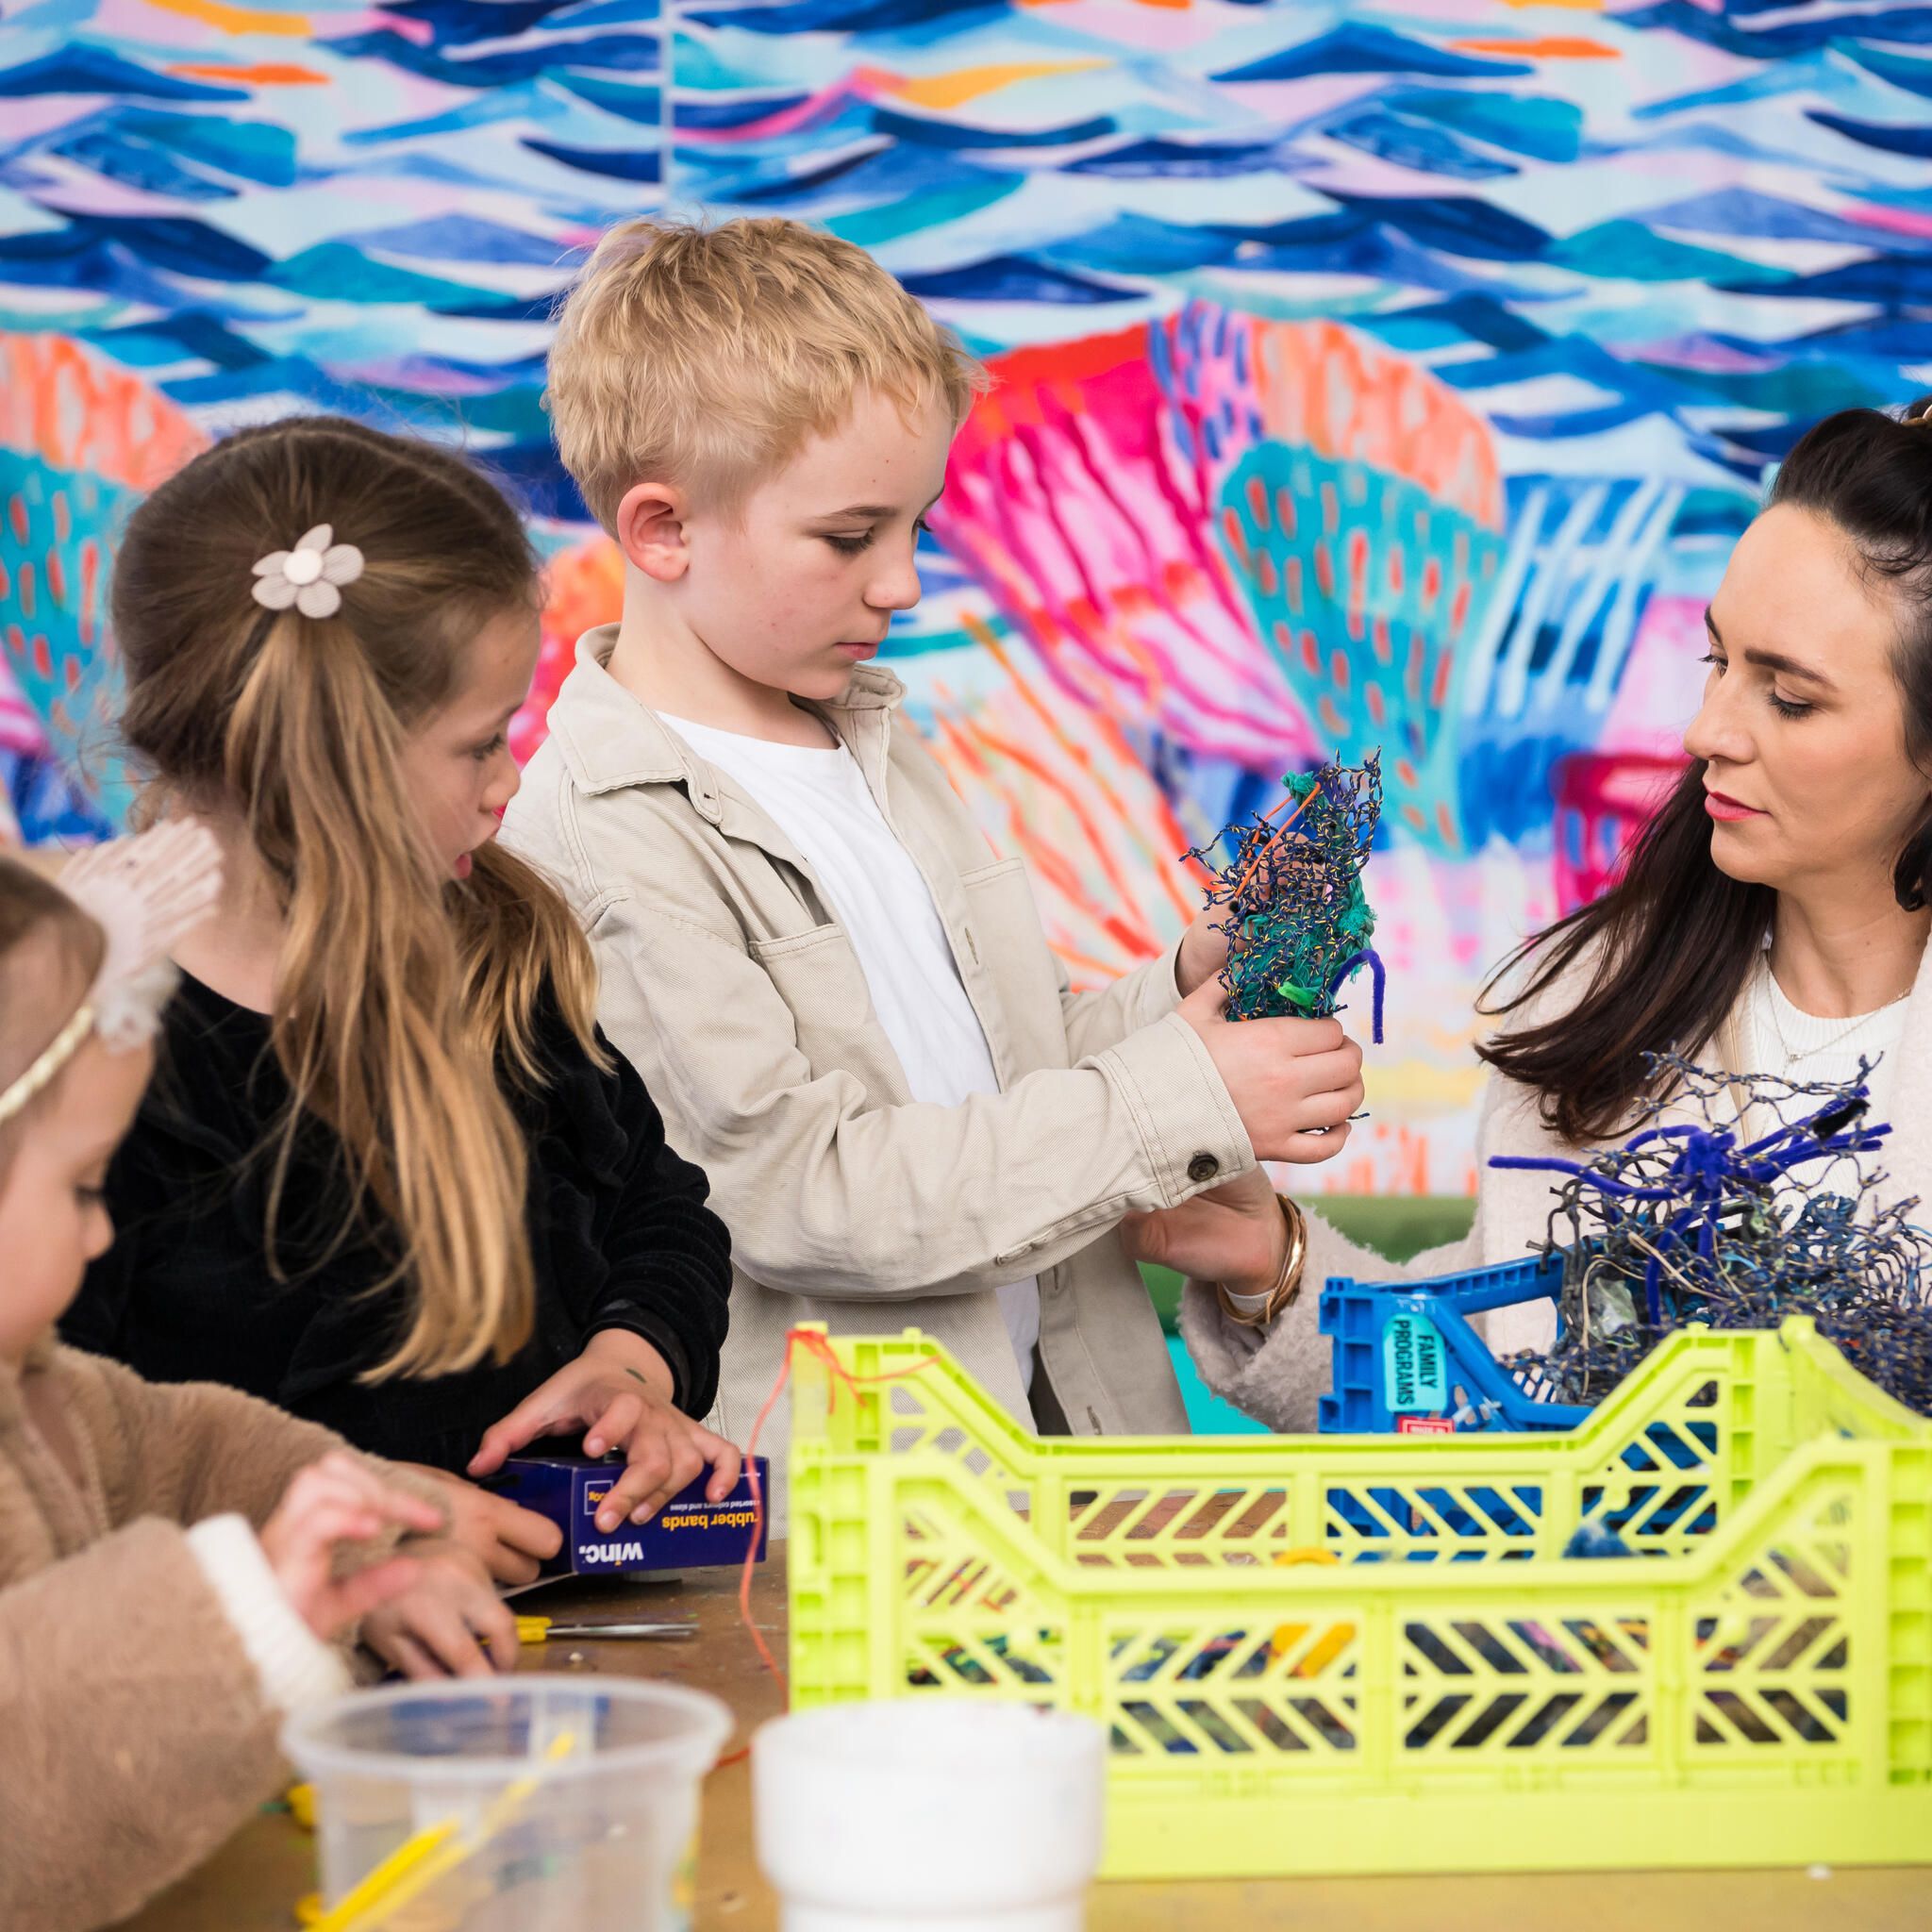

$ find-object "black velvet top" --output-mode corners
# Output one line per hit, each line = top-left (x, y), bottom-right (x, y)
(62, 972), (733, 1473)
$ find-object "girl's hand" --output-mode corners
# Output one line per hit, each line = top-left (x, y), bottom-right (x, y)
(358, 1541), (518, 1680)
(258, 1452), (444, 1642)
(1120, 1165), (1290, 1297)
(396, 1463), (563, 1587)
(466, 1329), (744, 1532)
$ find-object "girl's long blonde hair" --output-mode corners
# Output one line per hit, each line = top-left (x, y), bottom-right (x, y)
(113, 416), (600, 1378)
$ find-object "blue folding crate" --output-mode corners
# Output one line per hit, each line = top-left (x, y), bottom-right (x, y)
(1317, 1250), (1588, 1434)
(1316, 1252), (1720, 1544)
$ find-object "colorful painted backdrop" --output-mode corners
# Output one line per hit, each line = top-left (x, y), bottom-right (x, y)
(5, 0), (1930, 1190)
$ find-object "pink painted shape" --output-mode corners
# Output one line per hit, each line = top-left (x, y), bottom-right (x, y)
(1599, 591), (1707, 757)
(934, 323), (1315, 771)
(1847, 200), (1932, 242)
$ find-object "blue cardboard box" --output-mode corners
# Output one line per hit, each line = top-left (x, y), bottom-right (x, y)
(486, 1454), (771, 1576)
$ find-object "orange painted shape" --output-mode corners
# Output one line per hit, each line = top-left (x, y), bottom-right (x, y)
(2, 334), (208, 492)
(166, 59), (328, 82)
(891, 60), (1110, 110)
(141, 0), (310, 36)
(1451, 35), (1615, 57)
(1238, 316), (1504, 527)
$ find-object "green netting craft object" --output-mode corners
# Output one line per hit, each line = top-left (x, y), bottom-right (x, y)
(1187, 751), (1384, 1041)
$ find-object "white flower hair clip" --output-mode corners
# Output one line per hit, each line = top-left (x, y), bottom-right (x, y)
(0, 822), (223, 1128)
(251, 524), (364, 619)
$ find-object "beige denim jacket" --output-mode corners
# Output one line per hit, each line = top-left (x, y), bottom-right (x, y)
(504, 630), (1257, 1478)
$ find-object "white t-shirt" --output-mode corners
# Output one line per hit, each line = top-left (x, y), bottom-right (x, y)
(662, 714), (1042, 1387)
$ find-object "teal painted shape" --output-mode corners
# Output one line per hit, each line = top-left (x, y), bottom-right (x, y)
(826, 175), (1022, 250)
(1387, 89), (1584, 165)
(267, 243), (491, 307)
(1167, 1336), (1268, 1435)
(0, 449), (138, 828)
(1545, 220), (1774, 284)
(119, 111), (300, 188)
(1217, 448), (1507, 854)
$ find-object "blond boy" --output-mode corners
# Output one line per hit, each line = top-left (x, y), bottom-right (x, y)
(506, 218), (1362, 1474)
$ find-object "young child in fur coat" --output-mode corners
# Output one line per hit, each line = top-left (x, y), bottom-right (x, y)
(0, 831), (512, 1932)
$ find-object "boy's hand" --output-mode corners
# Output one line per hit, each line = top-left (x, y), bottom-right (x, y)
(358, 1541), (518, 1680)
(1176, 909), (1231, 998)
(1177, 981), (1364, 1164)
(467, 1329), (744, 1532)
(258, 1452), (443, 1643)
(1121, 1166), (1288, 1296)
(396, 1464), (563, 1587)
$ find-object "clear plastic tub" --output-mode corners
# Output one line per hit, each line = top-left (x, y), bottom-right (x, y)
(284, 1674), (732, 1930)
(754, 1701), (1107, 1931)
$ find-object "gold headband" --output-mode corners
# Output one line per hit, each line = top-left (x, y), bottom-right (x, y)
(0, 1000), (97, 1128)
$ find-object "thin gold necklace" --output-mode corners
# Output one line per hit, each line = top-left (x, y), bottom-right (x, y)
(1758, 956), (1912, 1078)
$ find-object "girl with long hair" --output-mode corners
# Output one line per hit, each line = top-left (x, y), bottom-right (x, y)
(62, 417), (738, 1582)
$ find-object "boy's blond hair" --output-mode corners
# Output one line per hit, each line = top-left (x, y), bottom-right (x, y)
(547, 216), (988, 531)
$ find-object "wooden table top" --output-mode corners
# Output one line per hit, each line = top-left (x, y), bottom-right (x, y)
(121, 1544), (1930, 1931)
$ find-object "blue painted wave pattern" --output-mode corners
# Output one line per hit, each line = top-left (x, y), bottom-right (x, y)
(4, 0), (1932, 1184)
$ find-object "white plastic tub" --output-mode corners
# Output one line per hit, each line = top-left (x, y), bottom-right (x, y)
(285, 1674), (731, 1930)
(753, 1700), (1107, 1931)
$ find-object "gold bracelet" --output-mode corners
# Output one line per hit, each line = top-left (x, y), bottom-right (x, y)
(1215, 1193), (1307, 1328)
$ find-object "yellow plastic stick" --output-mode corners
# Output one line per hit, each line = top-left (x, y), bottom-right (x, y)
(307, 1731), (577, 1932)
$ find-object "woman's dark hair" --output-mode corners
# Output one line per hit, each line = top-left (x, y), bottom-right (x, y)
(1477, 397), (1932, 1143)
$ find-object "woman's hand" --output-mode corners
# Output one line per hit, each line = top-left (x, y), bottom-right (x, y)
(1120, 1165), (1289, 1297)
(466, 1329), (744, 1533)
(395, 1464), (564, 1588)
(258, 1451), (443, 1642)
(358, 1541), (518, 1680)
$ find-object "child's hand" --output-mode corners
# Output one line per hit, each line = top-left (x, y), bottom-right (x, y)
(358, 1541), (518, 1680)
(258, 1452), (445, 1642)
(467, 1329), (744, 1532)
(1176, 908), (1231, 997)
(1121, 1166), (1288, 1296)
(396, 1463), (564, 1587)
(1176, 983), (1364, 1164)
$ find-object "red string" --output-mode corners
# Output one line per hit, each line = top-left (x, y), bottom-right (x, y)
(734, 1329), (942, 1703)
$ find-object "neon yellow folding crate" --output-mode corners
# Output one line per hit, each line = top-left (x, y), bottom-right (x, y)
(786, 1317), (1932, 1879)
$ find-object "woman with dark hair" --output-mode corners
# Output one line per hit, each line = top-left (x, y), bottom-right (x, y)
(1124, 400), (1932, 1427)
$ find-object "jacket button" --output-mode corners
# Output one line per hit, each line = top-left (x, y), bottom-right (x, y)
(1187, 1153), (1220, 1183)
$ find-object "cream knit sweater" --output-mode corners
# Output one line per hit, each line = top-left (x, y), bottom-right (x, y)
(1181, 937), (1932, 1432)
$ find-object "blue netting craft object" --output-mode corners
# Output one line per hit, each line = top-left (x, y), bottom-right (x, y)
(1494, 1053), (1932, 1417)
(1187, 751), (1385, 1043)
